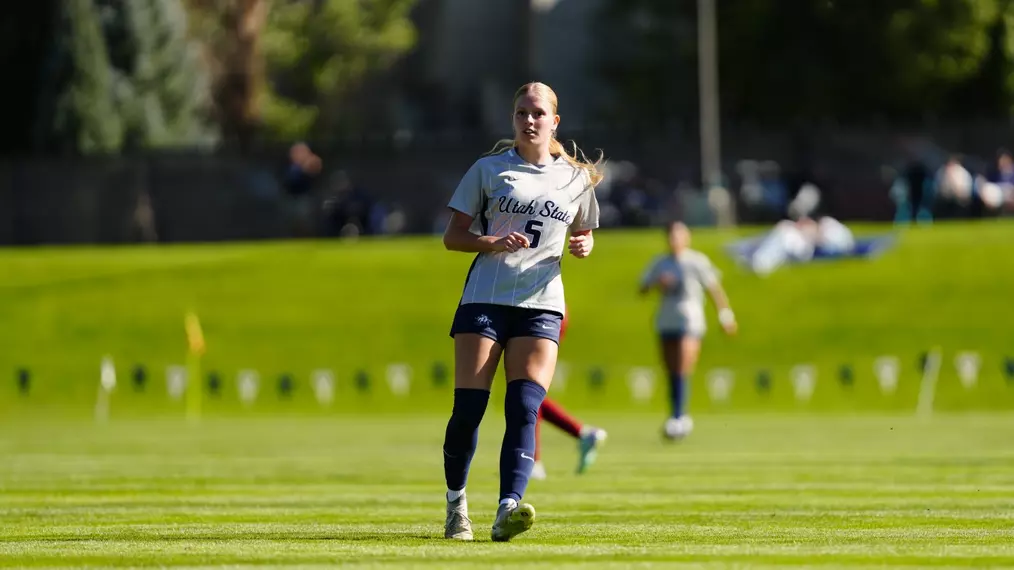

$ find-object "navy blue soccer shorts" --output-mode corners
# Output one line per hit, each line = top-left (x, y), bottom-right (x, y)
(658, 329), (703, 342)
(450, 303), (564, 346)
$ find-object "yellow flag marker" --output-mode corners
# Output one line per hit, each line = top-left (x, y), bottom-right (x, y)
(184, 311), (205, 422)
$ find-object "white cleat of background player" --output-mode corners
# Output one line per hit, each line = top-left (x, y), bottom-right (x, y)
(663, 415), (694, 441)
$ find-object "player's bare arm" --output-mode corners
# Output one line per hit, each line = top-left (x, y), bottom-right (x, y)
(443, 211), (530, 253)
(707, 283), (738, 335)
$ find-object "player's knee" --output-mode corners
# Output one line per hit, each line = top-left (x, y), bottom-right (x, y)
(505, 379), (546, 425)
(449, 388), (490, 430)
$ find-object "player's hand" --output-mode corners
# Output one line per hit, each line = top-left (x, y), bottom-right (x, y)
(493, 232), (530, 253)
(718, 308), (737, 336)
(721, 320), (738, 336)
(568, 233), (593, 258)
(657, 272), (678, 289)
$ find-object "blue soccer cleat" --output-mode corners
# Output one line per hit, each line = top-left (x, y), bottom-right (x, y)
(576, 427), (607, 474)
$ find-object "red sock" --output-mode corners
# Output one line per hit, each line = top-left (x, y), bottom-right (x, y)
(539, 397), (583, 438)
(535, 406), (543, 460)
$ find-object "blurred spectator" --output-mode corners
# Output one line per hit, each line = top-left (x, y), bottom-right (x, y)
(974, 177), (1005, 216)
(606, 167), (657, 227)
(618, 177), (649, 226)
(885, 165), (909, 224)
(736, 159), (790, 223)
(381, 206), (408, 235)
(707, 183), (735, 228)
(901, 156), (933, 223)
(282, 142), (322, 236)
(759, 161), (789, 217)
(321, 170), (381, 238)
(131, 189), (159, 243)
(932, 154), (973, 219)
(736, 160), (764, 220)
(987, 149), (1014, 213)
(787, 182), (822, 220)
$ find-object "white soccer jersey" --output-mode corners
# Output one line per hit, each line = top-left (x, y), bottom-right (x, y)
(640, 249), (720, 336)
(447, 149), (600, 314)
(816, 216), (855, 254)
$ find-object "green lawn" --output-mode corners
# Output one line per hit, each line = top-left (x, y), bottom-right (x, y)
(3, 222), (1013, 567)
(1, 220), (1012, 415)
(2, 413), (1013, 568)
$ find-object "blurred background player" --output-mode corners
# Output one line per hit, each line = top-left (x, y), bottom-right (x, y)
(639, 222), (737, 441)
(748, 215), (856, 276)
(744, 183), (856, 276)
(440, 82), (602, 542)
(531, 307), (608, 481)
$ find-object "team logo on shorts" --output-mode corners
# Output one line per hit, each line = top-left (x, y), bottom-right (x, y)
(475, 314), (493, 327)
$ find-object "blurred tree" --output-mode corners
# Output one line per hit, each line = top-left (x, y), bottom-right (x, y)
(594, 0), (1014, 124)
(1006, 2), (1014, 113)
(950, 0), (1014, 116)
(99, 0), (218, 150)
(824, 0), (1006, 120)
(184, 0), (267, 151)
(185, 0), (268, 151)
(183, 0), (417, 146)
(260, 0), (418, 140)
(32, 0), (124, 155)
(29, 0), (215, 154)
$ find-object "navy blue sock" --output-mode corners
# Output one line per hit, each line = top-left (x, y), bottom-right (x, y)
(669, 372), (688, 418)
(443, 388), (490, 492)
(499, 379), (547, 503)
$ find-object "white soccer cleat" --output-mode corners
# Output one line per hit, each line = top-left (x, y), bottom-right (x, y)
(530, 460), (547, 481)
(444, 493), (473, 540)
(663, 415), (694, 441)
(491, 499), (536, 542)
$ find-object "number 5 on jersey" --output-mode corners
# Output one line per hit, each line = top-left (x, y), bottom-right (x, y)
(524, 219), (543, 248)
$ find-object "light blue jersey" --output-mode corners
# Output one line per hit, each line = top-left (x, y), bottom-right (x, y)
(448, 149), (599, 314)
(640, 249), (720, 336)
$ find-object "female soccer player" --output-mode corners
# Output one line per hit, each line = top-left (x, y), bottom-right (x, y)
(639, 222), (737, 440)
(441, 82), (602, 542)
(531, 308), (607, 481)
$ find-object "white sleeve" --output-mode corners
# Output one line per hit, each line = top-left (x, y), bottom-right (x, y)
(694, 253), (720, 288)
(570, 172), (600, 232)
(447, 160), (484, 217)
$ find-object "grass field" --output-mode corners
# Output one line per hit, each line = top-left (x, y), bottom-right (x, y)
(2, 221), (1014, 567)
(1, 220), (1013, 414)
(3, 413), (1013, 568)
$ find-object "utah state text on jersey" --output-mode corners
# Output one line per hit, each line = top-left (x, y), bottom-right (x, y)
(496, 196), (575, 225)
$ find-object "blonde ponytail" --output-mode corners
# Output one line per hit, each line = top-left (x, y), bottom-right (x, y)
(484, 138), (517, 157)
(550, 136), (604, 189)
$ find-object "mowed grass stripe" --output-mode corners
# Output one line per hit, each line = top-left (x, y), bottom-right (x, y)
(2, 414), (1014, 567)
